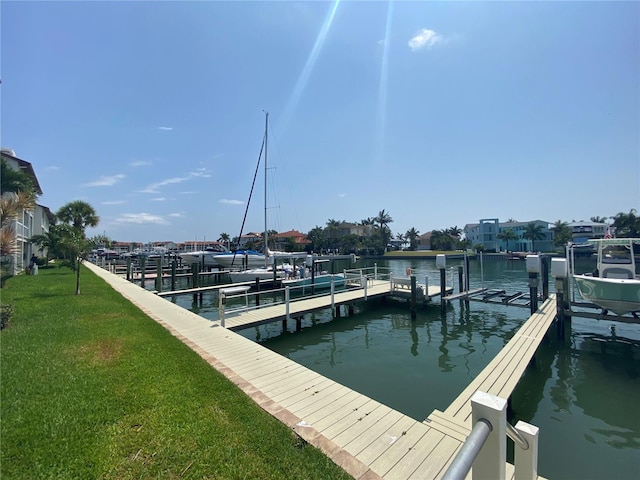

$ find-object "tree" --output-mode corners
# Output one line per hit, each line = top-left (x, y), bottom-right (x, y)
(446, 226), (462, 239)
(56, 200), (99, 232)
(56, 201), (99, 294)
(306, 226), (325, 252)
(1, 159), (35, 198)
(374, 210), (393, 252)
(325, 219), (341, 250)
(610, 209), (640, 238)
(1, 159), (38, 281)
(523, 222), (545, 252)
(430, 230), (454, 251)
(405, 228), (420, 251)
(551, 220), (572, 248)
(218, 233), (231, 250)
(497, 228), (518, 252)
(590, 216), (608, 224)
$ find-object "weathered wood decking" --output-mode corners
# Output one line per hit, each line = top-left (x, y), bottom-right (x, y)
(86, 262), (554, 479)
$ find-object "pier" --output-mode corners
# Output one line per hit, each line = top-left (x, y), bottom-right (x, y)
(85, 261), (555, 479)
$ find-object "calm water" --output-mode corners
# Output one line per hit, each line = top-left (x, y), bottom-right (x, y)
(168, 257), (640, 480)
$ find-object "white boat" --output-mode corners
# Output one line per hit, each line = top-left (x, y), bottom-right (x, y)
(213, 250), (265, 269)
(281, 258), (346, 290)
(180, 245), (228, 267)
(572, 238), (640, 316)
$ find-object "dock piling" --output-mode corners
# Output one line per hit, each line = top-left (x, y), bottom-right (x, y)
(410, 275), (417, 319)
(526, 255), (540, 315)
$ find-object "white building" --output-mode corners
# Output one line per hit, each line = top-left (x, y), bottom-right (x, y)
(1, 149), (51, 274)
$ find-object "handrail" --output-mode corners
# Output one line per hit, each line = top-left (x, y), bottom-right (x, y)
(442, 419), (531, 480)
(506, 421), (529, 450)
(442, 418), (492, 480)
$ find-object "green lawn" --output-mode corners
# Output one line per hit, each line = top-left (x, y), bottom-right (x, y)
(1, 265), (352, 479)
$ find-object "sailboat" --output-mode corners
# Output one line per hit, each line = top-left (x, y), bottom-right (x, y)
(225, 112), (293, 284)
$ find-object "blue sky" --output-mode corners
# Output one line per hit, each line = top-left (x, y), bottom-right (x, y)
(2, 1), (638, 243)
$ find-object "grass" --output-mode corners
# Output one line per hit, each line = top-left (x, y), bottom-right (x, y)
(1, 265), (353, 480)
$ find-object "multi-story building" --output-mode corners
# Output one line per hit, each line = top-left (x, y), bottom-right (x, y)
(567, 221), (610, 243)
(464, 218), (553, 253)
(1, 148), (50, 273)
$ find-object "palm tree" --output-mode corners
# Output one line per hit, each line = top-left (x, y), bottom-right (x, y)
(374, 210), (393, 252)
(590, 216), (608, 224)
(551, 220), (572, 248)
(218, 233), (231, 250)
(610, 209), (640, 238)
(497, 228), (518, 252)
(56, 201), (99, 295)
(1, 159), (35, 198)
(522, 222), (545, 252)
(405, 228), (420, 251)
(56, 200), (99, 234)
(446, 226), (462, 239)
(325, 219), (341, 250)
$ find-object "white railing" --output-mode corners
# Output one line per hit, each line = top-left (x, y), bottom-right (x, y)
(442, 391), (539, 480)
(217, 275), (368, 327)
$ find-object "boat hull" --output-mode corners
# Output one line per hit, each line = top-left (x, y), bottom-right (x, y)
(573, 275), (640, 316)
(227, 268), (284, 283)
(179, 252), (221, 267)
(214, 253), (266, 269)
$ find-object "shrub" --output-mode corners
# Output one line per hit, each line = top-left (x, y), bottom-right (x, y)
(0, 303), (14, 329)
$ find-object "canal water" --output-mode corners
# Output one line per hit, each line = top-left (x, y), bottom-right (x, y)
(169, 256), (640, 480)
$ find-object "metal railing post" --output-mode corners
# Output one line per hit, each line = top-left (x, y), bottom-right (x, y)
(374, 263), (378, 280)
(471, 391), (507, 480)
(514, 421), (539, 480)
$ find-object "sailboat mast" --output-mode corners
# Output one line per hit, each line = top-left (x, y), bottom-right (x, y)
(264, 112), (268, 266)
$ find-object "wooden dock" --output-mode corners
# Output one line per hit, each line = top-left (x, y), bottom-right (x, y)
(85, 262), (553, 479)
(427, 295), (557, 428)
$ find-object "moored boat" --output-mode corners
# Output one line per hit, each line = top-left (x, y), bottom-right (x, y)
(572, 238), (640, 316)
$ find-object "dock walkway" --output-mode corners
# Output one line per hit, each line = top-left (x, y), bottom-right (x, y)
(86, 262), (552, 479)
(426, 295), (557, 433)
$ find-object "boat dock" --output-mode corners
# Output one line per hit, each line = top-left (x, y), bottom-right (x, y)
(86, 261), (554, 479)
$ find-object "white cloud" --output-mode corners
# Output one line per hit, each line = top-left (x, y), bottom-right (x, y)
(169, 213), (183, 218)
(115, 213), (169, 225)
(130, 160), (152, 167)
(337, 193), (347, 198)
(408, 28), (444, 51)
(139, 169), (212, 193)
(158, 126), (173, 131)
(83, 174), (126, 187)
(102, 200), (126, 205)
(151, 197), (166, 202)
(219, 199), (244, 205)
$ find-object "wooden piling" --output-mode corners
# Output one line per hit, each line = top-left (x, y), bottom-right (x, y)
(171, 259), (177, 291)
(440, 269), (447, 311)
(140, 256), (146, 288)
(255, 278), (261, 307)
(410, 275), (417, 319)
(155, 258), (162, 292)
(528, 272), (539, 315)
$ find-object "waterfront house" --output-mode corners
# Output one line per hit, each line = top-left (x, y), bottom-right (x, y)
(464, 218), (553, 252)
(567, 221), (610, 243)
(270, 230), (310, 252)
